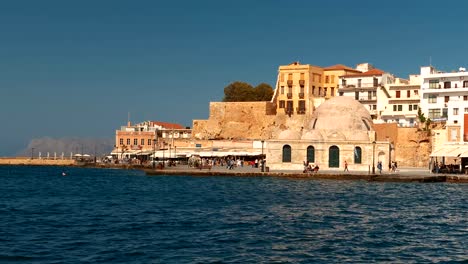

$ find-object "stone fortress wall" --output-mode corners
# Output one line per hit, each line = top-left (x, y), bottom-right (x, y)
(194, 102), (432, 168)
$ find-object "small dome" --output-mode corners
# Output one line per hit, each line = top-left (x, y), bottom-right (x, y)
(310, 97), (373, 131)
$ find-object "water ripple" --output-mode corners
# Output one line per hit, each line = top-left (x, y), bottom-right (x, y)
(0, 166), (467, 263)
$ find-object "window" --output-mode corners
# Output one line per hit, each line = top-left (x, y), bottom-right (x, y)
(464, 96), (468, 101)
(342, 79), (346, 86)
(413, 105), (418, 110)
(127, 139), (130, 145)
(396, 91), (401, 98)
(414, 90), (418, 95)
(354, 147), (362, 164)
(409, 105), (413, 111)
(454, 108), (459, 115)
(445, 96), (449, 103)
(355, 92), (359, 100)
(288, 86), (292, 94)
(428, 109), (441, 119)
(282, 145), (292, 162)
(279, 100), (285, 108)
(280, 86), (284, 94)
(133, 139), (138, 145)
(325, 75), (329, 83)
(393, 105), (397, 111)
(444, 82), (451, 88)
(324, 87), (327, 96)
(407, 90), (410, 97)
(429, 80), (439, 89)
(464, 81), (468, 87)
(398, 105), (402, 111)
(120, 138), (124, 145)
(312, 86), (315, 95)
(300, 86), (304, 94)
(331, 75), (335, 83)
(358, 79), (362, 88)
(442, 108), (448, 118)
(141, 139), (145, 145)
(307, 146), (315, 163)
(331, 87), (335, 96)
(373, 77), (378, 87)
(465, 108), (468, 113)
(319, 87), (322, 96)
(148, 139), (152, 146)
(428, 94), (437, 103)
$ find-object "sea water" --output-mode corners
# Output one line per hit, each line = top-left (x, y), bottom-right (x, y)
(0, 166), (466, 263)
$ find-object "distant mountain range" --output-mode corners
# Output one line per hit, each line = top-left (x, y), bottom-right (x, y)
(17, 137), (114, 157)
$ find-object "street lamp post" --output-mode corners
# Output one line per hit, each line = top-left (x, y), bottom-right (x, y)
(152, 139), (156, 169)
(372, 141), (376, 174)
(261, 140), (265, 172)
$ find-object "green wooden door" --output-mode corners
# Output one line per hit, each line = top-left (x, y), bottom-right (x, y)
(329, 146), (339, 168)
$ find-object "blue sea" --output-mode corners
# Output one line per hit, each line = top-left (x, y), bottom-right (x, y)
(0, 166), (466, 263)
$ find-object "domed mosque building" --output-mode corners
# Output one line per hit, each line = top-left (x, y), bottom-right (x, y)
(266, 96), (391, 171)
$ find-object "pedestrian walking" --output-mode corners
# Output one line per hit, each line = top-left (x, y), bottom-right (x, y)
(344, 160), (349, 172)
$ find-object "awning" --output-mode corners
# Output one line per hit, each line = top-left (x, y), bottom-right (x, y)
(430, 146), (467, 157)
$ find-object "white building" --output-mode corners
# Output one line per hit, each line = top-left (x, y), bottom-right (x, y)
(379, 75), (421, 127)
(420, 66), (468, 141)
(338, 63), (395, 120)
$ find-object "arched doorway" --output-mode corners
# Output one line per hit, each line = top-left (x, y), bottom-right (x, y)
(307, 146), (315, 163)
(329, 145), (340, 168)
(282, 145), (292, 162)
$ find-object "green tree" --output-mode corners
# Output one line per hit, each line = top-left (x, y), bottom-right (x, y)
(253, 83), (274, 101)
(223, 81), (255, 102)
(417, 108), (426, 123)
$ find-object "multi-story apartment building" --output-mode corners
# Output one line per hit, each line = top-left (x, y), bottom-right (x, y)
(112, 121), (191, 159)
(338, 63), (395, 119)
(420, 66), (468, 142)
(379, 75), (421, 127)
(273, 62), (361, 116)
(274, 62), (323, 116)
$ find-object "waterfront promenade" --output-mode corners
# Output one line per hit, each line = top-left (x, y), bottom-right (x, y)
(1, 157), (467, 183)
(145, 165), (468, 183)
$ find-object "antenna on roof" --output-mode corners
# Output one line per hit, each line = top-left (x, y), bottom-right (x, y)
(127, 112), (131, 127)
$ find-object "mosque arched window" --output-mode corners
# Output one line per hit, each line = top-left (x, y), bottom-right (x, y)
(282, 145), (292, 162)
(354, 146), (362, 164)
(329, 145), (340, 168)
(307, 146), (315, 163)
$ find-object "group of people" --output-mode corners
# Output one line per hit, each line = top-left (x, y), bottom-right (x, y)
(303, 161), (319, 173)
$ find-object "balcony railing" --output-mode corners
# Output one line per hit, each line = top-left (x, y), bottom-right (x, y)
(287, 80), (293, 86)
(299, 80), (305, 86)
(299, 92), (304, 99)
(339, 82), (381, 89)
(296, 107), (306, 115)
(358, 96), (377, 101)
(284, 108), (293, 115)
(287, 93), (292, 99)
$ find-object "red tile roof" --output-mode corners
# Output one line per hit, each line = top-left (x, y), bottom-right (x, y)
(150, 121), (185, 129)
(341, 68), (385, 78)
(323, 64), (359, 72)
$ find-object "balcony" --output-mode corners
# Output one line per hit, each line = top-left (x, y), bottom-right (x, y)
(296, 107), (306, 115)
(358, 96), (377, 102)
(287, 93), (293, 99)
(299, 80), (305, 86)
(339, 82), (381, 90)
(299, 92), (304, 99)
(287, 80), (293, 86)
(284, 108), (293, 115)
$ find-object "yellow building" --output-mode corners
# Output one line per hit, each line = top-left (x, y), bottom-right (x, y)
(273, 61), (323, 116)
(323, 64), (362, 99)
(272, 62), (361, 116)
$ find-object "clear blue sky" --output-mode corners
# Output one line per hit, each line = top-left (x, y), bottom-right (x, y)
(2, 0), (468, 156)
